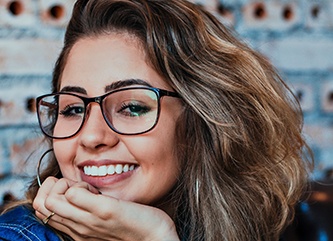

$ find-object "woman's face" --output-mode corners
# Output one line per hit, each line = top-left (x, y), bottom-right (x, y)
(53, 33), (182, 208)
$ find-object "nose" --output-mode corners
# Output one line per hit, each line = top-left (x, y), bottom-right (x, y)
(78, 104), (119, 151)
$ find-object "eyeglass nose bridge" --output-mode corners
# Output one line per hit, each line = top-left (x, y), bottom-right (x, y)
(94, 96), (102, 104)
(83, 96), (104, 109)
(83, 96), (105, 116)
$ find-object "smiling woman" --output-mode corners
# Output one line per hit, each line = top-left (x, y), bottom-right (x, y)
(0, 0), (312, 241)
(48, 35), (183, 206)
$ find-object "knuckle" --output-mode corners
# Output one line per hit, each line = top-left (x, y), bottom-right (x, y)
(43, 176), (58, 185)
(57, 178), (70, 187)
(32, 199), (42, 211)
(44, 197), (56, 211)
(65, 186), (79, 201)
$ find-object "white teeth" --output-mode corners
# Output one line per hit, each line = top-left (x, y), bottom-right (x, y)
(98, 165), (107, 176)
(123, 164), (129, 172)
(83, 166), (91, 175)
(107, 165), (115, 175)
(84, 164), (135, 176)
(91, 166), (98, 175)
(115, 164), (122, 174)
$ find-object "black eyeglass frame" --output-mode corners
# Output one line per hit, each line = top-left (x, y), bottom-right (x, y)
(36, 86), (180, 139)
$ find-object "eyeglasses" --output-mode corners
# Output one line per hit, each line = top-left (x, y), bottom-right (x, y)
(36, 86), (180, 139)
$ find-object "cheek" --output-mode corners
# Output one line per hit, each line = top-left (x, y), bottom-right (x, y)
(125, 133), (180, 203)
(126, 132), (177, 166)
(128, 116), (181, 177)
(53, 140), (77, 175)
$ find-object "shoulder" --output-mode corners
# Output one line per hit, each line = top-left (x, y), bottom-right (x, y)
(0, 205), (61, 241)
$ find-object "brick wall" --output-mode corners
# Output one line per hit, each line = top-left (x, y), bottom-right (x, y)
(0, 0), (332, 205)
(0, 0), (75, 204)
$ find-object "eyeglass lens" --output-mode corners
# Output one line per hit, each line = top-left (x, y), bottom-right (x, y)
(37, 89), (160, 138)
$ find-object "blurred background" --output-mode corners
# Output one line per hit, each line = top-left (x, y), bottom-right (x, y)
(0, 0), (333, 239)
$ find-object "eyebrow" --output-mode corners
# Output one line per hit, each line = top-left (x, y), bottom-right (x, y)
(60, 86), (87, 94)
(104, 79), (152, 92)
(59, 78), (152, 94)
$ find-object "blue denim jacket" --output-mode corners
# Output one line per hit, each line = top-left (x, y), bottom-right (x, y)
(0, 205), (61, 241)
(0, 205), (187, 241)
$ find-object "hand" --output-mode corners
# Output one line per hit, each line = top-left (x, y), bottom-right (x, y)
(33, 177), (180, 241)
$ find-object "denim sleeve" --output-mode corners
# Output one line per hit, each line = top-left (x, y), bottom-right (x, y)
(0, 205), (61, 241)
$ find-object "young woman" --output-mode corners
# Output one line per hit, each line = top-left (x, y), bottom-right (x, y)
(0, 0), (312, 240)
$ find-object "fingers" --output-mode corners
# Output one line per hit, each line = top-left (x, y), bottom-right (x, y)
(64, 184), (114, 216)
(33, 177), (180, 240)
(66, 181), (101, 196)
(33, 177), (101, 223)
(33, 177), (72, 221)
(33, 176), (58, 220)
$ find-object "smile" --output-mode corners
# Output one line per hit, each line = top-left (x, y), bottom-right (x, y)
(83, 164), (135, 176)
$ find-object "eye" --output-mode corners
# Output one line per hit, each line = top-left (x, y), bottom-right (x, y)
(118, 102), (151, 117)
(59, 104), (85, 118)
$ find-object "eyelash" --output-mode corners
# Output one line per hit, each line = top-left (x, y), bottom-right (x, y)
(118, 103), (151, 117)
(59, 105), (85, 117)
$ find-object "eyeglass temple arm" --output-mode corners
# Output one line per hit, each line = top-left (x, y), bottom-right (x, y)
(39, 100), (57, 109)
(159, 89), (180, 98)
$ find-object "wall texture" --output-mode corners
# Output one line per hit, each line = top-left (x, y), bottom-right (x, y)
(0, 0), (332, 205)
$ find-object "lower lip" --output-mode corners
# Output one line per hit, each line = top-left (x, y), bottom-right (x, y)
(80, 168), (135, 188)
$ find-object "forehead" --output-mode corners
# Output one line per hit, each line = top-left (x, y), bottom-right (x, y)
(59, 34), (169, 93)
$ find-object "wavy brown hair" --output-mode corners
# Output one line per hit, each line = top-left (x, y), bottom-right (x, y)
(17, 0), (312, 240)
